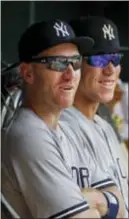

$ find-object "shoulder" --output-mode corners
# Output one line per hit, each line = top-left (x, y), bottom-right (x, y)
(59, 120), (84, 147)
(4, 108), (57, 159)
(60, 107), (87, 127)
(7, 108), (48, 134)
(95, 114), (119, 139)
(95, 114), (112, 128)
(61, 107), (77, 122)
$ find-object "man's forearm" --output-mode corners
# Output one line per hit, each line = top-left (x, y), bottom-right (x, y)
(81, 187), (108, 216)
(81, 186), (125, 218)
(101, 186), (125, 218)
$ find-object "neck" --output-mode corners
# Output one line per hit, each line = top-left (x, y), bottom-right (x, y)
(74, 92), (99, 120)
(23, 97), (61, 129)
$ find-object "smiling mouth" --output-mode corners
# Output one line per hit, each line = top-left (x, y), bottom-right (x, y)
(99, 80), (115, 89)
(60, 86), (74, 91)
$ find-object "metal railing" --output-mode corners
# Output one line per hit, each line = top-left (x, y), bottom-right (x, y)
(1, 194), (20, 219)
(1, 62), (22, 219)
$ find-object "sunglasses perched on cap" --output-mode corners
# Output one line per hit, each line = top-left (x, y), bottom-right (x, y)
(28, 55), (82, 72)
(83, 53), (123, 68)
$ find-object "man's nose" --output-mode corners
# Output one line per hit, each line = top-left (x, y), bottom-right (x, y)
(62, 64), (76, 80)
(103, 62), (116, 76)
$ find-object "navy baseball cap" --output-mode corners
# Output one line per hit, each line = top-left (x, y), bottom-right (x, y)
(18, 19), (94, 62)
(70, 16), (128, 55)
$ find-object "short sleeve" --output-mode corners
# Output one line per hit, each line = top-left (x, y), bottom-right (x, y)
(90, 159), (117, 190)
(8, 130), (89, 218)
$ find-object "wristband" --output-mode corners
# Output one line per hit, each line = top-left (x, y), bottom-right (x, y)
(102, 191), (119, 219)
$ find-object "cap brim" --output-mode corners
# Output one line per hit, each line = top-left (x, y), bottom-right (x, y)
(119, 46), (129, 51)
(85, 45), (129, 55)
(72, 36), (95, 54)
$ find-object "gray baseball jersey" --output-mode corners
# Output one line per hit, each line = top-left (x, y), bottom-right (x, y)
(61, 106), (128, 217)
(2, 108), (115, 218)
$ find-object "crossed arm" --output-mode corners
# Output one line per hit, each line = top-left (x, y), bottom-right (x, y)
(6, 132), (126, 218)
(78, 186), (125, 218)
(70, 186), (125, 218)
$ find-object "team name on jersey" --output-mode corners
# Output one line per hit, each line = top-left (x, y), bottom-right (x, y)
(71, 166), (90, 188)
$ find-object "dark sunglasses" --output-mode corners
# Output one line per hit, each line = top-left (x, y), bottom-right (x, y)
(28, 55), (82, 72)
(84, 53), (123, 68)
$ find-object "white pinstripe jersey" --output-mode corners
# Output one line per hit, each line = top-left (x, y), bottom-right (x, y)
(61, 106), (128, 217)
(2, 108), (115, 218)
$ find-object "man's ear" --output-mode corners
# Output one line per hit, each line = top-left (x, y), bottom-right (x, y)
(19, 63), (34, 84)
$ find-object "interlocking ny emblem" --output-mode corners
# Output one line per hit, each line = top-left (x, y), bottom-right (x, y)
(53, 22), (69, 37)
(102, 24), (115, 40)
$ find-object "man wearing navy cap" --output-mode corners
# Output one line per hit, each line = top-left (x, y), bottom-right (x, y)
(61, 16), (128, 218)
(2, 19), (117, 219)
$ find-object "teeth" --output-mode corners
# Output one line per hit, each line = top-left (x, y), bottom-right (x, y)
(101, 82), (114, 86)
(99, 81), (115, 89)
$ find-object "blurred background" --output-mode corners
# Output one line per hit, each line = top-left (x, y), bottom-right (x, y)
(1, 1), (129, 81)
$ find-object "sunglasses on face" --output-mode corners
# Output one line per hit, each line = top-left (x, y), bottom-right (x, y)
(83, 53), (123, 68)
(28, 55), (82, 72)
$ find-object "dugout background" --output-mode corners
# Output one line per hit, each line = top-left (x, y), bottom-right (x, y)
(1, 1), (129, 82)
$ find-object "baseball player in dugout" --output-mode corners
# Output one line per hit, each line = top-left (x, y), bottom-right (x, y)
(61, 16), (128, 218)
(1, 18), (125, 219)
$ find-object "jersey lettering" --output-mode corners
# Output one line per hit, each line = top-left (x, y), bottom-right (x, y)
(116, 158), (126, 179)
(71, 166), (89, 188)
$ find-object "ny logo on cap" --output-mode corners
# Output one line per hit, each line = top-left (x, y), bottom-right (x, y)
(53, 22), (69, 37)
(102, 24), (115, 40)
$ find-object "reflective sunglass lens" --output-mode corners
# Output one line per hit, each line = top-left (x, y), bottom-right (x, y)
(85, 53), (123, 68)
